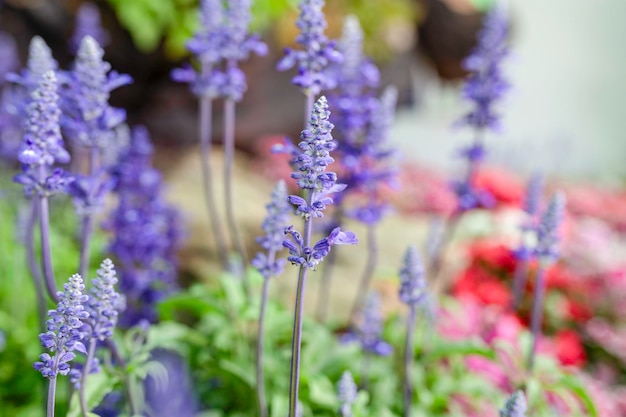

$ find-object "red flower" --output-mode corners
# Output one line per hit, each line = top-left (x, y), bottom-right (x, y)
(474, 167), (524, 207)
(453, 266), (512, 307)
(468, 240), (517, 273)
(565, 299), (593, 323)
(554, 330), (586, 367)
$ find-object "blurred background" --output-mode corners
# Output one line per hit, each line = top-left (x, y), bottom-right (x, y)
(3, 0), (625, 182)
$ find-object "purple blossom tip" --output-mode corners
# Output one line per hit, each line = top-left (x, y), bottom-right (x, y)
(70, 2), (110, 54)
(398, 246), (427, 306)
(27, 36), (58, 82)
(337, 371), (357, 417)
(500, 390), (527, 417)
(536, 191), (566, 265)
(346, 292), (392, 356)
(524, 173), (544, 219)
(87, 259), (124, 341)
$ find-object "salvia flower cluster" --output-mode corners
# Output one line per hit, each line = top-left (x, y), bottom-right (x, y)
(514, 174), (544, 261)
(13, 70), (72, 197)
(34, 274), (89, 379)
(337, 371), (358, 417)
(343, 292), (392, 356)
(283, 96), (357, 268)
(172, 0), (267, 101)
(107, 126), (183, 326)
(277, 0), (342, 95)
(398, 246), (427, 306)
(452, 5), (510, 213)
(69, 2), (109, 54)
(500, 390), (528, 417)
(252, 180), (292, 279)
(535, 191), (566, 266)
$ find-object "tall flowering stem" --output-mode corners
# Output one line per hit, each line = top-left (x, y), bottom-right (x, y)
(78, 259), (123, 417)
(349, 86), (398, 321)
(283, 96), (357, 417)
(172, 0), (229, 267)
(431, 5), (510, 280)
(337, 371), (357, 417)
(14, 69), (72, 303)
(251, 180), (292, 417)
(528, 192), (566, 371)
(512, 174), (543, 309)
(316, 15), (380, 322)
(34, 274), (89, 417)
(398, 247), (426, 417)
(63, 35), (131, 280)
(277, 0), (342, 125)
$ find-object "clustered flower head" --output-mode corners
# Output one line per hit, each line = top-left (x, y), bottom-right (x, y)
(499, 390), (527, 417)
(172, 0), (266, 101)
(457, 5), (510, 132)
(107, 126), (183, 326)
(513, 174), (544, 262)
(282, 96), (357, 269)
(343, 292), (392, 356)
(535, 191), (566, 266)
(337, 370), (357, 417)
(70, 2), (110, 54)
(277, 0), (342, 95)
(87, 259), (124, 340)
(13, 70), (73, 197)
(7, 37), (58, 94)
(34, 274), (89, 379)
(62, 35), (131, 150)
(252, 180), (293, 279)
(398, 246), (427, 306)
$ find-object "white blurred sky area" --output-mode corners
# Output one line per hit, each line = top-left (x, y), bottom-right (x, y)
(393, 0), (626, 182)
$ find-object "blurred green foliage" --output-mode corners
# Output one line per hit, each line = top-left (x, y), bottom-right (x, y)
(102, 0), (418, 60)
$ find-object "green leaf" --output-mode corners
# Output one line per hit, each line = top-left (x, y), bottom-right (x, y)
(307, 375), (337, 409)
(67, 372), (118, 417)
(219, 359), (255, 388)
(557, 374), (599, 417)
(424, 338), (496, 362)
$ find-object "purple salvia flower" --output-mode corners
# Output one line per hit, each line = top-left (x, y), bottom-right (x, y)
(457, 5), (510, 132)
(34, 274), (89, 379)
(7, 36), (58, 91)
(500, 390), (527, 417)
(70, 2), (110, 54)
(186, 0), (226, 62)
(343, 292), (392, 356)
(252, 180), (292, 279)
(63, 35), (131, 150)
(535, 191), (566, 266)
(277, 0), (342, 95)
(524, 173), (544, 219)
(14, 71), (72, 197)
(87, 259), (124, 341)
(107, 126), (183, 326)
(337, 371), (357, 417)
(398, 246), (426, 306)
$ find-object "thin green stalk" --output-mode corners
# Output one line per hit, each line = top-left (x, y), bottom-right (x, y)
(350, 224), (378, 322)
(38, 165), (58, 303)
(26, 198), (47, 329)
(199, 63), (229, 268)
(79, 339), (97, 417)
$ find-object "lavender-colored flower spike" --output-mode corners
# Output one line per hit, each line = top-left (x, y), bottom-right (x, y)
(344, 293), (392, 356)
(63, 35), (131, 150)
(499, 390), (527, 417)
(336, 15), (379, 95)
(252, 180), (292, 279)
(87, 259), (123, 340)
(277, 0), (342, 95)
(523, 173), (544, 220)
(186, 0), (226, 62)
(70, 2), (110, 54)
(283, 97), (357, 269)
(398, 246), (426, 306)
(535, 191), (566, 265)
(14, 70), (71, 186)
(34, 274), (89, 378)
(457, 5), (510, 131)
(337, 371), (357, 417)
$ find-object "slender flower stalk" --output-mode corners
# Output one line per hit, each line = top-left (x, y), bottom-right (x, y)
(277, 0), (342, 124)
(283, 96), (357, 417)
(316, 15), (380, 322)
(63, 35), (131, 280)
(528, 192), (566, 371)
(77, 259), (123, 417)
(172, 0), (229, 267)
(512, 173), (543, 309)
(398, 246), (426, 417)
(430, 5), (510, 281)
(500, 390), (527, 417)
(251, 181), (292, 417)
(14, 69), (72, 303)
(337, 371), (357, 417)
(34, 274), (90, 417)
(349, 86), (398, 320)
